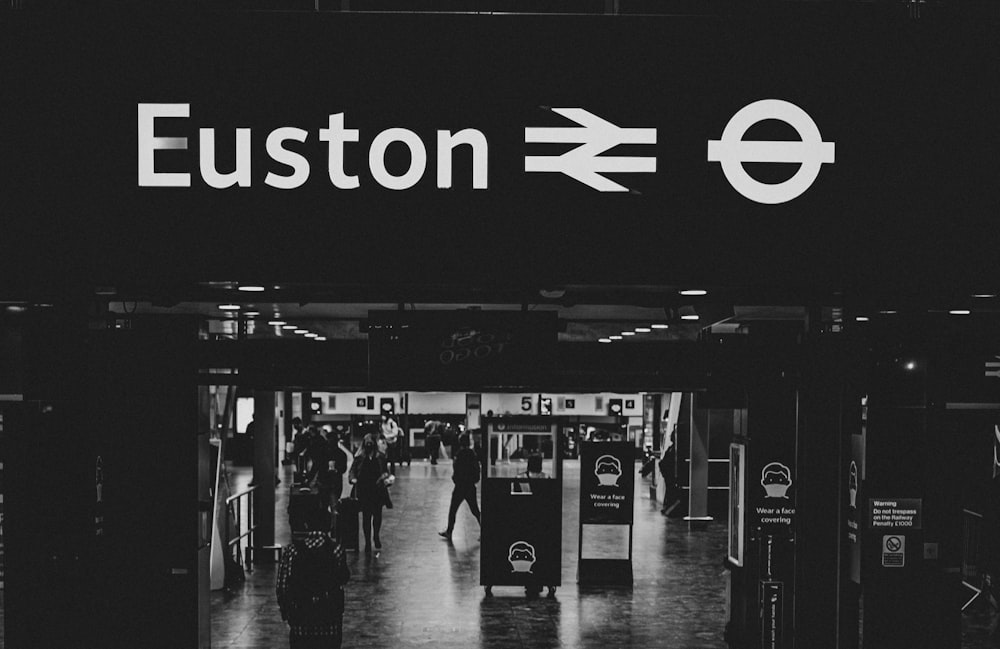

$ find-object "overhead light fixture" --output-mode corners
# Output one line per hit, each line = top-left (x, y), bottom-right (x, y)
(878, 310), (897, 314)
(609, 335), (623, 340)
(679, 289), (708, 296)
(243, 311), (260, 317)
(294, 329), (308, 334)
(237, 285), (265, 292)
(281, 324), (296, 330)
(305, 333), (319, 338)
(268, 320), (287, 326)
(904, 361), (917, 371)
(972, 294), (997, 299)
(315, 336), (327, 341)
(621, 331), (636, 336)
(855, 316), (869, 322)
(4, 305), (26, 314)
(634, 327), (652, 333)
(218, 304), (240, 311)
(681, 314), (700, 321)
(949, 310), (971, 315)
(651, 324), (669, 329)
(598, 338), (612, 343)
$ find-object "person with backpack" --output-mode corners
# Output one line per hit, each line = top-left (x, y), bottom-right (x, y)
(438, 433), (481, 540)
(276, 501), (350, 649)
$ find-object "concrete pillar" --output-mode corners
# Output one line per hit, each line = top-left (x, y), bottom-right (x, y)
(253, 390), (276, 550)
(685, 394), (713, 526)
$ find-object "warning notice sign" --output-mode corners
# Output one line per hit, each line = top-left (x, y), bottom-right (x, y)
(869, 498), (922, 530)
(882, 534), (905, 567)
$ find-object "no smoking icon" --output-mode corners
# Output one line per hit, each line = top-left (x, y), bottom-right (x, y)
(882, 535), (905, 567)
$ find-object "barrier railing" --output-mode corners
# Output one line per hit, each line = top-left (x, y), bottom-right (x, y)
(961, 508), (987, 611)
(226, 485), (257, 573)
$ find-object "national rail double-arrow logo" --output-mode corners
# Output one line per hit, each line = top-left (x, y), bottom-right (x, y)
(986, 355), (1000, 379)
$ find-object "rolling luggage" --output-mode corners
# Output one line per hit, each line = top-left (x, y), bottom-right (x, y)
(336, 496), (360, 551)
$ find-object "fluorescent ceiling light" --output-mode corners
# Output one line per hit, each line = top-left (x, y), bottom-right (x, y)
(598, 338), (612, 343)
(651, 324), (669, 329)
(949, 310), (971, 315)
(237, 286), (265, 292)
(679, 289), (707, 296)
(218, 304), (240, 311)
(609, 335), (623, 340)
(621, 331), (636, 336)
(681, 314), (700, 320)
(268, 320), (287, 326)
(634, 327), (651, 333)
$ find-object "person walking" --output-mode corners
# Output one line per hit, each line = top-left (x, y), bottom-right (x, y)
(276, 501), (351, 649)
(349, 435), (392, 552)
(439, 433), (481, 540)
(380, 414), (401, 474)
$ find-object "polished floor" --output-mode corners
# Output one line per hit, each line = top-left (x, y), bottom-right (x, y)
(211, 460), (1000, 649)
(213, 460), (730, 649)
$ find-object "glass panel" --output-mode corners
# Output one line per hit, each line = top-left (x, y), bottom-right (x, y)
(486, 428), (558, 479)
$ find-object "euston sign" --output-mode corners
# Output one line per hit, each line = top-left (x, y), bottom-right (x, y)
(138, 100), (835, 204)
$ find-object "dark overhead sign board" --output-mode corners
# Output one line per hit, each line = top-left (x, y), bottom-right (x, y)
(2, 11), (998, 293)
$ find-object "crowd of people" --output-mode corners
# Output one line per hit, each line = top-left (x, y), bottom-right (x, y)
(277, 416), (483, 649)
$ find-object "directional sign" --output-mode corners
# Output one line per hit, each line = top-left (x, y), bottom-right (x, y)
(707, 99), (835, 205)
(525, 108), (656, 192)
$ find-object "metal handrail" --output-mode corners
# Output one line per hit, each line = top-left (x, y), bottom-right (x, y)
(226, 485), (258, 573)
(961, 507), (987, 612)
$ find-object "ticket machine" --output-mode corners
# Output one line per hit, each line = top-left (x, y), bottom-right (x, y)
(480, 417), (563, 597)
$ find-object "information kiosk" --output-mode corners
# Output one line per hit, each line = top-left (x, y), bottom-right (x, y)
(480, 417), (563, 597)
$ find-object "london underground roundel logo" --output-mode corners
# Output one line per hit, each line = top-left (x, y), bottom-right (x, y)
(707, 99), (836, 205)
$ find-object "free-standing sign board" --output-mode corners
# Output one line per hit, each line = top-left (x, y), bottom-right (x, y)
(480, 418), (562, 595)
(578, 441), (634, 585)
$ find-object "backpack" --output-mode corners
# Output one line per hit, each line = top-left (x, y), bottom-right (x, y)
(286, 542), (345, 624)
(454, 448), (480, 484)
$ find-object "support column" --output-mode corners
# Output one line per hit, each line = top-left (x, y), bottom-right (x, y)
(253, 390), (276, 552)
(685, 395), (713, 526)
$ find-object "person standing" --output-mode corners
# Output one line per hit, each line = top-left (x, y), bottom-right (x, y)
(425, 420), (442, 465)
(439, 433), (481, 540)
(276, 502), (350, 649)
(349, 436), (392, 552)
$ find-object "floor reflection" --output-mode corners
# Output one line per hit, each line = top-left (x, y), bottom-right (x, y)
(213, 461), (730, 648)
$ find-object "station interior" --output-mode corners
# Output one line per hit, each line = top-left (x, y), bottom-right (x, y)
(3, 1), (1000, 648)
(2, 286), (1000, 649)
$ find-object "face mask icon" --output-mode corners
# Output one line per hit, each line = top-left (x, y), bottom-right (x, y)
(508, 541), (536, 574)
(761, 462), (792, 499)
(594, 454), (623, 487)
(848, 461), (858, 508)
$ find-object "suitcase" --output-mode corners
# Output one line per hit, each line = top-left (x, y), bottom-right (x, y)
(336, 497), (360, 551)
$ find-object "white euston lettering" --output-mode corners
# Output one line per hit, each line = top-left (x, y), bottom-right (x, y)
(137, 103), (191, 187)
